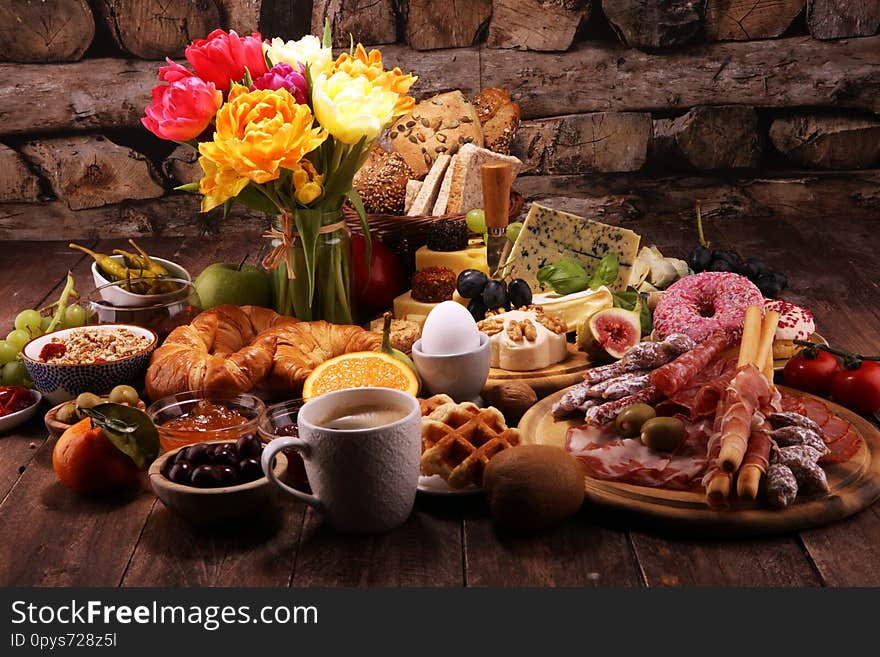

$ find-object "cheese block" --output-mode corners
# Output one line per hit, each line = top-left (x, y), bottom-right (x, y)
(393, 290), (469, 328)
(531, 287), (614, 333)
(415, 242), (489, 277)
(504, 202), (641, 292)
(477, 309), (567, 371)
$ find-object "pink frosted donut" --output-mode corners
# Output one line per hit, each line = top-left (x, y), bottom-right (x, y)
(654, 272), (764, 342)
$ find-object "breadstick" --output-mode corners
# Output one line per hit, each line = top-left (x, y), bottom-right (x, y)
(756, 310), (780, 379)
(707, 473), (732, 510)
(737, 305), (763, 368)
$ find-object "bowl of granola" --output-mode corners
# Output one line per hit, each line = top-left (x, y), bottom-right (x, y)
(21, 325), (157, 405)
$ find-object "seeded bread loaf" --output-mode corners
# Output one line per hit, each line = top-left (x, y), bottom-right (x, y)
(353, 145), (414, 215)
(474, 88), (521, 155)
(407, 154), (451, 216)
(390, 90), (483, 179)
(404, 179), (423, 214)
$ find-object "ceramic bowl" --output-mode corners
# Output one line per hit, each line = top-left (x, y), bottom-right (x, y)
(149, 440), (287, 525)
(0, 389), (42, 435)
(21, 325), (157, 406)
(147, 391), (266, 453)
(411, 332), (490, 403)
(92, 256), (191, 307)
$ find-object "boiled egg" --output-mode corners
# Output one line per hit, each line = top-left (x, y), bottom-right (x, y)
(421, 301), (481, 355)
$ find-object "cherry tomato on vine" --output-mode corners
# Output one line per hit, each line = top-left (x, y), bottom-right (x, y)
(830, 361), (880, 416)
(782, 348), (841, 396)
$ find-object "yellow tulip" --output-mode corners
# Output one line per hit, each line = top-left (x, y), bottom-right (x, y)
(198, 155), (249, 212)
(331, 44), (417, 117)
(291, 160), (324, 205)
(199, 84), (327, 186)
(265, 35), (333, 77)
(312, 71), (402, 144)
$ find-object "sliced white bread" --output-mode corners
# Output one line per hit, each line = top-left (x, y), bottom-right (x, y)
(404, 179), (422, 214)
(407, 153), (451, 216)
(431, 154), (458, 215)
(444, 144), (522, 215)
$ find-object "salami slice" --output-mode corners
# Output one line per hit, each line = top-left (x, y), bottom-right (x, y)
(649, 332), (733, 397)
(584, 386), (664, 425)
(821, 426), (862, 464)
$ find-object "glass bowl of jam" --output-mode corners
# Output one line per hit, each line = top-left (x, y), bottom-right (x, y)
(147, 391), (266, 452)
(258, 399), (308, 490)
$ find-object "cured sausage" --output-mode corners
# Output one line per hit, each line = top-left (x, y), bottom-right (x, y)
(584, 386), (664, 425)
(587, 371), (651, 400)
(649, 332), (733, 396)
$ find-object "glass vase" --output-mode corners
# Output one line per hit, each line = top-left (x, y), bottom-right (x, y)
(269, 208), (354, 324)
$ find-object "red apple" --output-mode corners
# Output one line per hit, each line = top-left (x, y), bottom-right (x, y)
(351, 235), (406, 316)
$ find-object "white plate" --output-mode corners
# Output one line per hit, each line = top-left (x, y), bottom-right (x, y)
(417, 474), (484, 496)
(0, 389), (42, 434)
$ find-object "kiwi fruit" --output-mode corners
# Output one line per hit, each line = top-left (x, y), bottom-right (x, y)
(483, 444), (585, 531)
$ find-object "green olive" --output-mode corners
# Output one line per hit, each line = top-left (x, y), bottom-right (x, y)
(75, 392), (102, 411)
(108, 384), (139, 406)
(615, 403), (657, 438)
(55, 402), (79, 424)
(640, 417), (686, 452)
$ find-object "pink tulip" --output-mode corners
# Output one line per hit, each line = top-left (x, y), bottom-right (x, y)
(141, 77), (222, 142)
(250, 62), (308, 104)
(185, 29), (268, 92)
(158, 58), (194, 83)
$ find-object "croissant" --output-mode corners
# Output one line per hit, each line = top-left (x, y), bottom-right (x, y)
(145, 305), (382, 401)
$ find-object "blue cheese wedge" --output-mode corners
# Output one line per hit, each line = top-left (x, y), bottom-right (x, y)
(504, 202), (641, 292)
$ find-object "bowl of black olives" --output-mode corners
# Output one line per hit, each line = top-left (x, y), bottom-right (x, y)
(148, 436), (287, 524)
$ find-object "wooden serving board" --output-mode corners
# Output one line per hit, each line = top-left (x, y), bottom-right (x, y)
(519, 386), (880, 536)
(485, 343), (591, 399)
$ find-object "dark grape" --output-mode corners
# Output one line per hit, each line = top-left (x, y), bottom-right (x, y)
(186, 443), (209, 466)
(687, 245), (712, 272)
(467, 296), (487, 322)
(191, 464), (220, 488)
(236, 434), (262, 458)
(711, 249), (742, 268)
(167, 461), (193, 485)
(481, 279), (508, 310)
(238, 458), (263, 482)
(456, 269), (488, 299)
(212, 444), (238, 466)
(507, 278), (533, 308)
(172, 447), (192, 464)
(755, 272), (786, 298)
(745, 257), (770, 277)
(215, 465), (240, 487)
(710, 259), (734, 272)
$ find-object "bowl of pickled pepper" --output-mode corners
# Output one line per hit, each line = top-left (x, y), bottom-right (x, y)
(71, 240), (191, 308)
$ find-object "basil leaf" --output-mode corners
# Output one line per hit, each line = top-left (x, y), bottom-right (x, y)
(588, 252), (619, 290)
(536, 259), (589, 295)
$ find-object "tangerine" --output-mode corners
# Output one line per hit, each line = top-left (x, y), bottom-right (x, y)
(302, 351), (420, 400)
(52, 418), (142, 495)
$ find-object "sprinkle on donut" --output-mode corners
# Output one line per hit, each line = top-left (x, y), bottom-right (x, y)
(654, 272), (765, 342)
(765, 299), (815, 341)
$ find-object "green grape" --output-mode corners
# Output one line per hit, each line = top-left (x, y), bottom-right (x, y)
(5, 330), (29, 352)
(506, 221), (523, 243)
(41, 316), (52, 332)
(2, 360), (27, 386)
(61, 303), (88, 329)
(0, 341), (17, 365)
(14, 309), (42, 336)
(466, 208), (486, 235)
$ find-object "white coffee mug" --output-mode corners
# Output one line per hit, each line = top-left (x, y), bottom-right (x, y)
(261, 387), (421, 534)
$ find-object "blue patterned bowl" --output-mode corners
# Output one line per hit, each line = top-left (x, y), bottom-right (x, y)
(22, 325), (157, 405)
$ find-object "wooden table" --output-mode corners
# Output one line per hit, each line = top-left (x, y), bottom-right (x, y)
(1, 212), (879, 588)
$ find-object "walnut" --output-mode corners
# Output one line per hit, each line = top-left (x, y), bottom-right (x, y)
(521, 318), (537, 342)
(481, 381), (538, 427)
(536, 313), (566, 335)
(478, 317), (504, 336)
(506, 320), (523, 342)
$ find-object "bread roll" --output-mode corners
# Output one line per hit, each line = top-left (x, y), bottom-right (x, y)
(474, 88), (521, 155)
(483, 444), (585, 531)
(390, 90), (483, 179)
(353, 145), (414, 215)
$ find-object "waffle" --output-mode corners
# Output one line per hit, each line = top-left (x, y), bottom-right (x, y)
(419, 395), (520, 488)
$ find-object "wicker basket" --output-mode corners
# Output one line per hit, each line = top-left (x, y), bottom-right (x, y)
(343, 190), (524, 273)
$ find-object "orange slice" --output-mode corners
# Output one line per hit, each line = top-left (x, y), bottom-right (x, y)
(302, 351), (419, 400)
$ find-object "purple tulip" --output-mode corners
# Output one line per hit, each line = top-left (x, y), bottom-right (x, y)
(251, 62), (308, 104)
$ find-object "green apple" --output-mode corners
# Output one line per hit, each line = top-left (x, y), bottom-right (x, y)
(193, 262), (272, 309)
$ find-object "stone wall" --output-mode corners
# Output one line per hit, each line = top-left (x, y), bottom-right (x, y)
(1, 0), (878, 240)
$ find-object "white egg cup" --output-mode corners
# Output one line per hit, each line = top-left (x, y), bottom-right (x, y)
(412, 333), (490, 403)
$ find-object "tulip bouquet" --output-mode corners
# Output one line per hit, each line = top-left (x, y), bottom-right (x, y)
(142, 25), (417, 323)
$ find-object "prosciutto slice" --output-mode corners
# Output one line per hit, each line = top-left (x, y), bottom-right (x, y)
(655, 357), (738, 419)
(649, 332), (733, 397)
(566, 417), (712, 489)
